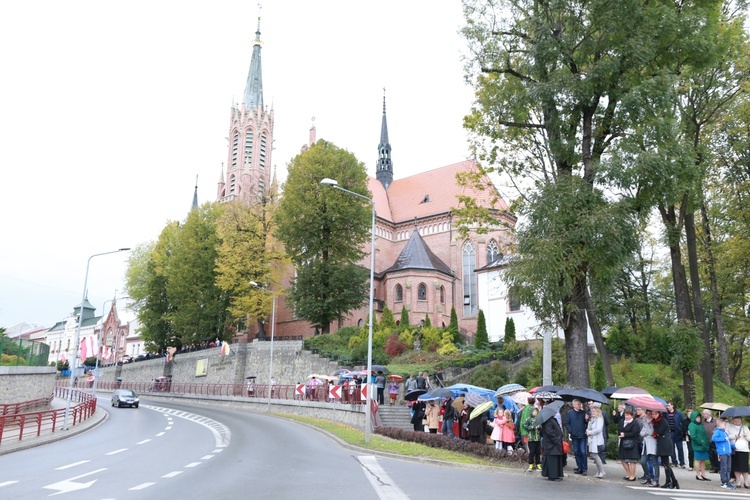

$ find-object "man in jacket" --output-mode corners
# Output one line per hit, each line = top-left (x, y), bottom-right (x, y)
(565, 399), (588, 476)
(441, 397), (457, 438)
(666, 402), (686, 467)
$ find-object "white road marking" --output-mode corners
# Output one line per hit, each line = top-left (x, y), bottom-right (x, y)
(136, 439), (151, 445)
(43, 468), (107, 496)
(129, 482), (156, 490)
(201, 455), (214, 460)
(185, 462), (201, 468)
(212, 449), (223, 453)
(143, 405), (231, 448)
(0, 481), (18, 487)
(55, 460), (90, 470)
(105, 448), (128, 456)
(165, 426), (172, 430)
(155, 432), (166, 437)
(357, 456), (409, 500)
(627, 485), (746, 497)
(162, 471), (183, 478)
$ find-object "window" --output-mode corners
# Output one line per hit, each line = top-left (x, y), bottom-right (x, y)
(487, 240), (500, 265)
(357, 319), (364, 327)
(244, 129), (253, 166)
(231, 131), (240, 169)
(417, 283), (427, 301)
(440, 286), (445, 304)
(509, 286), (521, 312)
(463, 241), (477, 315)
(395, 284), (403, 302)
(229, 175), (236, 195)
(260, 133), (267, 171)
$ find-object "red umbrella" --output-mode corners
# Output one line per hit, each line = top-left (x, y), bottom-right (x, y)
(626, 396), (665, 412)
(610, 386), (651, 400)
(387, 375), (403, 382)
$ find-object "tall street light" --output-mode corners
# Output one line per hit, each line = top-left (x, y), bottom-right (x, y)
(64, 248), (130, 430)
(249, 281), (276, 413)
(320, 178), (375, 442)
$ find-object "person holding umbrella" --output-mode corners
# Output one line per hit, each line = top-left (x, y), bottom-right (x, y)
(410, 399), (427, 432)
(540, 402), (565, 481)
(726, 416), (750, 488)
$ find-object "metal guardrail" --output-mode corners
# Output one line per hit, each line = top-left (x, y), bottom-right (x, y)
(0, 388), (96, 447)
(0, 396), (53, 416)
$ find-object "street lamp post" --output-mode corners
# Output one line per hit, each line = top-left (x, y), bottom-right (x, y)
(320, 178), (375, 443)
(250, 281), (276, 412)
(63, 248), (130, 430)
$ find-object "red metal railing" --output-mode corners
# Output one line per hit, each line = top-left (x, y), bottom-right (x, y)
(0, 388), (97, 447)
(0, 396), (53, 416)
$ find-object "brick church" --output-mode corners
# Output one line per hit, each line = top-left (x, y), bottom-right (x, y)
(216, 20), (516, 341)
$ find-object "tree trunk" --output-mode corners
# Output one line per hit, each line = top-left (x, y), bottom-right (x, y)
(563, 274), (591, 389)
(585, 286), (614, 386)
(685, 212), (714, 402)
(683, 366), (696, 409)
(701, 202), (730, 385)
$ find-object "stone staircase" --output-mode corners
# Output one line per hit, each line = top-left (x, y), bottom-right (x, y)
(376, 404), (413, 430)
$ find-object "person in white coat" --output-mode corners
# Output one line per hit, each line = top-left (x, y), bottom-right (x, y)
(586, 406), (606, 478)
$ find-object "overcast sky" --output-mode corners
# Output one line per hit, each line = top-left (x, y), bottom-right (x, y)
(0, 1), (477, 329)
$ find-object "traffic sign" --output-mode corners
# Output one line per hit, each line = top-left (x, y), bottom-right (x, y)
(361, 384), (368, 400)
(329, 385), (341, 399)
(295, 384), (305, 397)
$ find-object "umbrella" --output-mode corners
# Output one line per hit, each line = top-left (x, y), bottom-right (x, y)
(387, 374), (403, 382)
(371, 364), (388, 373)
(495, 383), (526, 396)
(532, 385), (562, 394)
(701, 402), (731, 412)
(331, 369), (350, 376)
(308, 374), (336, 381)
(404, 389), (427, 401)
(722, 407), (750, 418)
(417, 394), (440, 401)
(601, 386), (619, 398)
(626, 396), (666, 412)
(513, 391), (533, 405)
(610, 386), (651, 400)
(470, 400), (495, 420)
(528, 386), (541, 393)
(430, 388), (455, 399)
(558, 388), (609, 405)
(451, 395), (465, 412)
(534, 391), (561, 401)
(465, 392), (490, 408)
(246, 375), (257, 379)
(536, 400), (564, 425)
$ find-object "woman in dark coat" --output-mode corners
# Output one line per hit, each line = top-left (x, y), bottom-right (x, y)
(410, 401), (426, 432)
(654, 411), (679, 489)
(541, 416), (564, 481)
(467, 406), (488, 443)
(618, 409), (642, 480)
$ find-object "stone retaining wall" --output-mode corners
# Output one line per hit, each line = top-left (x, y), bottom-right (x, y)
(0, 366), (56, 403)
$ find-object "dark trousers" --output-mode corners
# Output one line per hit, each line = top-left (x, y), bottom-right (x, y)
(377, 387), (384, 405)
(671, 434), (685, 466)
(687, 439), (694, 469)
(709, 442), (721, 472)
(528, 440), (541, 465)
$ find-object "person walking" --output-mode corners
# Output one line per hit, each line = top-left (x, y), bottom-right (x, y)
(565, 399), (588, 476)
(586, 406), (606, 478)
(374, 371), (386, 405)
(404, 374), (418, 393)
(689, 411), (711, 482)
(387, 379), (399, 405)
(653, 410), (679, 489)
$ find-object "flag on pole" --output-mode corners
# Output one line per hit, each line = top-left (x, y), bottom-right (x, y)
(79, 336), (97, 360)
(221, 341), (231, 356)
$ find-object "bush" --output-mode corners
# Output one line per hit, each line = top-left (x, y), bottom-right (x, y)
(385, 335), (408, 357)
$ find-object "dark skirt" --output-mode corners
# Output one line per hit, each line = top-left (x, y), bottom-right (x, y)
(733, 451), (749, 473)
(619, 441), (641, 462)
(542, 454), (564, 480)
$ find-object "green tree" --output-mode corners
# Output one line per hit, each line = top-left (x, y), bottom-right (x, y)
(275, 140), (371, 334)
(399, 306), (410, 329)
(447, 306), (460, 344)
(592, 355), (607, 392)
(166, 203), (229, 346)
(379, 305), (397, 330)
(423, 314), (431, 329)
(504, 317), (515, 343)
(475, 309), (488, 348)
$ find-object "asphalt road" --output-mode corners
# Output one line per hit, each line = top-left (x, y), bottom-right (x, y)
(0, 396), (743, 499)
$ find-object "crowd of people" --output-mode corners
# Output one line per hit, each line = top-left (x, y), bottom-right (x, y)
(406, 392), (750, 490)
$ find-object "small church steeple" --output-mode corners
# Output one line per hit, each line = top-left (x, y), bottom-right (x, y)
(191, 175), (199, 211)
(243, 16), (264, 111)
(376, 89), (393, 190)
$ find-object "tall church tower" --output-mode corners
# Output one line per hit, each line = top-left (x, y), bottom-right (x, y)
(217, 17), (274, 204)
(375, 92), (393, 190)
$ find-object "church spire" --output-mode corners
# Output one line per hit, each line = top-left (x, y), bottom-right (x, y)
(376, 89), (393, 190)
(243, 16), (264, 111)
(191, 175), (199, 211)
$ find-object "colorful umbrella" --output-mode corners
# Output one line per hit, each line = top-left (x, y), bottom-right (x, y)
(387, 374), (403, 382)
(610, 386), (651, 400)
(534, 391), (561, 401)
(465, 392), (489, 408)
(495, 383), (526, 396)
(626, 396), (666, 412)
(513, 391), (533, 405)
(470, 400), (495, 420)
(700, 402), (731, 412)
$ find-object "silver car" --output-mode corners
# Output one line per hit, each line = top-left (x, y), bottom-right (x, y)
(111, 389), (139, 408)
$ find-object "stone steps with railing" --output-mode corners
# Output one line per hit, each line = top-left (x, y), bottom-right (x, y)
(376, 403), (414, 430)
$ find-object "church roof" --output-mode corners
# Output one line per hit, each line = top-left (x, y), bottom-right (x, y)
(243, 17), (264, 110)
(382, 228), (453, 277)
(369, 160), (508, 225)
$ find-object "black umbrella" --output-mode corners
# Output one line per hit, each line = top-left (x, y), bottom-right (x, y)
(370, 364), (388, 373)
(536, 400), (565, 426)
(558, 388), (609, 405)
(430, 388), (455, 399)
(404, 389), (427, 401)
(533, 384), (562, 394)
(601, 386), (619, 398)
(722, 406), (750, 418)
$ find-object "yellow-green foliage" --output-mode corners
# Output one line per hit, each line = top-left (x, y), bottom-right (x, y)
(373, 326), (394, 348)
(420, 326), (442, 350)
(437, 332), (458, 356)
(348, 336), (363, 350)
(1, 353), (25, 366)
(399, 329), (415, 348)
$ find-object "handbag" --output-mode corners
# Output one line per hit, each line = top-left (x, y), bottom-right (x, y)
(597, 444), (607, 454)
(621, 438), (635, 449)
(562, 441), (571, 454)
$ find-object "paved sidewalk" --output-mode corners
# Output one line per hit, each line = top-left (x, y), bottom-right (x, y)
(0, 397), (108, 456)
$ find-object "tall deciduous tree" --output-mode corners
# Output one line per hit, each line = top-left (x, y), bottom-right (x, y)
(460, 0), (725, 390)
(275, 140), (370, 334)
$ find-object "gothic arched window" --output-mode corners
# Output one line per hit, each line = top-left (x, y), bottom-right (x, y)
(417, 283), (427, 301)
(440, 286), (445, 304)
(260, 133), (267, 171)
(463, 241), (477, 315)
(487, 239), (501, 265)
(231, 131), (240, 169)
(509, 286), (522, 312)
(395, 284), (403, 302)
(244, 128), (253, 166)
